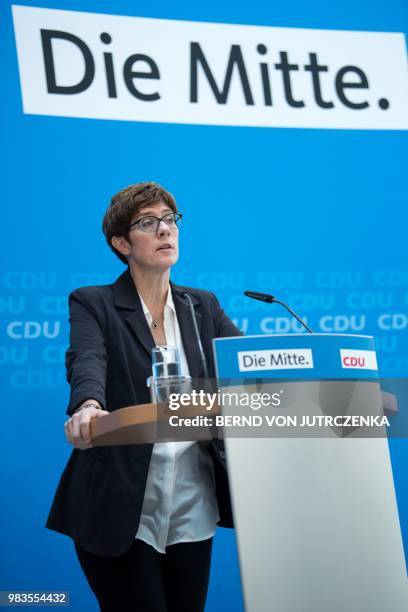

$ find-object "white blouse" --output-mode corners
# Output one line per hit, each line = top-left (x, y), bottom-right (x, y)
(135, 287), (219, 553)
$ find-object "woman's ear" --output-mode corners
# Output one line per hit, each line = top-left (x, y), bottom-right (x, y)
(111, 235), (131, 257)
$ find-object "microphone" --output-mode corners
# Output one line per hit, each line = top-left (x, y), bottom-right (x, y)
(244, 290), (313, 333)
(183, 293), (209, 379)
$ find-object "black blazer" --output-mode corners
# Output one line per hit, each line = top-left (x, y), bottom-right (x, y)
(46, 268), (241, 557)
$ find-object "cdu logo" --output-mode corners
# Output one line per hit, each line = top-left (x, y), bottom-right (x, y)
(340, 349), (378, 370)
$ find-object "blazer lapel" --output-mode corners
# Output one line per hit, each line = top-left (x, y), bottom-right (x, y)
(112, 269), (155, 357)
(112, 270), (205, 377)
(171, 283), (204, 379)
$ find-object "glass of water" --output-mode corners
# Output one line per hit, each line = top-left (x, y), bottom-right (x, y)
(147, 346), (192, 403)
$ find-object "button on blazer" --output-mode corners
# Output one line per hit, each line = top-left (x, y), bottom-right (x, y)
(46, 269), (242, 557)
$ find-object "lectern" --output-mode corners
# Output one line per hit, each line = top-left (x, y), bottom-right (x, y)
(212, 333), (407, 612)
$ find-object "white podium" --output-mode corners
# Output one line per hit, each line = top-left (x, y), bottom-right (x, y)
(213, 333), (407, 612)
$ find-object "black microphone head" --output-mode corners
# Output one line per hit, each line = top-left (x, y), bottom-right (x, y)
(244, 290), (275, 303)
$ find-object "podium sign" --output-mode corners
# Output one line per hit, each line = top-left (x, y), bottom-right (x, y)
(213, 333), (407, 612)
(214, 332), (378, 379)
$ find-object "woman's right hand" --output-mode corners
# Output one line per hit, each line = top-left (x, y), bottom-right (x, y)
(64, 400), (109, 449)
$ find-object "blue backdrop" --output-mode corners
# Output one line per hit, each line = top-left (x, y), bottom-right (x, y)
(1, 1), (407, 610)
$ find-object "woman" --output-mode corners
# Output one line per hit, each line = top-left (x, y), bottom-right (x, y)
(46, 182), (241, 612)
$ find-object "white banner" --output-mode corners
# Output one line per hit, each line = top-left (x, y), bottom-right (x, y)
(12, 5), (408, 129)
(238, 349), (314, 371)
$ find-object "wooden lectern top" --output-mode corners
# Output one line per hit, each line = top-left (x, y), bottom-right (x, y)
(89, 401), (217, 446)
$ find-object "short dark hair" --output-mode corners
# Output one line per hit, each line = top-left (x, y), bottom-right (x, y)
(102, 181), (178, 264)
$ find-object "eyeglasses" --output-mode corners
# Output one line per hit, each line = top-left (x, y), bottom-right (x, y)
(129, 212), (183, 234)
